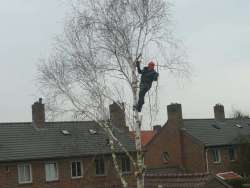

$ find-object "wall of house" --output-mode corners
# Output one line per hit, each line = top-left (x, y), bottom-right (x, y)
(0, 155), (136, 188)
(206, 146), (240, 174)
(144, 121), (183, 169)
(181, 131), (206, 173)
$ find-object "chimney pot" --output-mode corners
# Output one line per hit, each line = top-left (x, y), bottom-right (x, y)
(214, 104), (225, 121)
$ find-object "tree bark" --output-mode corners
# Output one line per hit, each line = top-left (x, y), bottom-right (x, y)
(132, 68), (144, 188)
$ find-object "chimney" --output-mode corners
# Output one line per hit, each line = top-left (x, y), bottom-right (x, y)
(109, 102), (128, 132)
(167, 103), (183, 121)
(214, 104), (225, 121)
(32, 98), (45, 128)
(153, 125), (161, 133)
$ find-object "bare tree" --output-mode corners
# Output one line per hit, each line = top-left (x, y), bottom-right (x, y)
(38, 0), (189, 187)
(231, 108), (250, 120)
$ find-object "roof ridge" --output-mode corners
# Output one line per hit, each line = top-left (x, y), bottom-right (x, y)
(184, 118), (250, 121)
(45, 120), (95, 124)
(0, 120), (96, 125)
(0, 122), (31, 125)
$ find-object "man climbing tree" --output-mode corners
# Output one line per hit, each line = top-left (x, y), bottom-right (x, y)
(135, 60), (159, 112)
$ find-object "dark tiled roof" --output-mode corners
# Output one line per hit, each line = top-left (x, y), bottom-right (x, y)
(183, 119), (250, 146)
(0, 121), (135, 162)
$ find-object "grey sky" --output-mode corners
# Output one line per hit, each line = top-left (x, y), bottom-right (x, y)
(0, 0), (250, 124)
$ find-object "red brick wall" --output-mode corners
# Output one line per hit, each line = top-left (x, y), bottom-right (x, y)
(181, 131), (206, 172)
(0, 156), (135, 188)
(144, 120), (183, 168)
(206, 146), (240, 174)
(144, 118), (241, 175)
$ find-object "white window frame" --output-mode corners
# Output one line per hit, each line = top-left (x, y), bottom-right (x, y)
(45, 161), (59, 182)
(71, 160), (83, 179)
(161, 151), (170, 163)
(212, 148), (221, 163)
(17, 163), (32, 184)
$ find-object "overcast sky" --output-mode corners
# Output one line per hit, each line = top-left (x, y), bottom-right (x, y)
(0, 0), (250, 125)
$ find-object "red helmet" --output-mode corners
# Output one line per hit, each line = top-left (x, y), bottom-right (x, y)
(148, 61), (155, 70)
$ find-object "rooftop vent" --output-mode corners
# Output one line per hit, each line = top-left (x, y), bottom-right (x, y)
(61, 130), (70, 135)
(212, 124), (221, 129)
(89, 129), (97, 134)
(235, 124), (243, 128)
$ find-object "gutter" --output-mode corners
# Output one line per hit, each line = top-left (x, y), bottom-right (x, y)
(205, 148), (209, 173)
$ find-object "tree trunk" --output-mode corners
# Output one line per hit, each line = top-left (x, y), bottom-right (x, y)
(132, 68), (144, 188)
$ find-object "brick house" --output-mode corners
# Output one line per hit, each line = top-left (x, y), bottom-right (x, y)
(0, 99), (234, 188)
(0, 99), (136, 188)
(144, 103), (250, 174)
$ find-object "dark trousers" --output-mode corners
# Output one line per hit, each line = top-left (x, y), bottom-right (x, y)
(137, 84), (151, 112)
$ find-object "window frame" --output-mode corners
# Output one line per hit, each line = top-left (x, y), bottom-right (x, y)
(95, 156), (106, 176)
(121, 155), (131, 174)
(228, 146), (236, 161)
(45, 161), (59, 182)
(161, 151), (170, 163)
(71, 160), (83, 179)
(211, 148), (221, 163)
(17, 163), (32, 184)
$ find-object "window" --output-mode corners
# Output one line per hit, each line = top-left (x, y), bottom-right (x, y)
(18, 164), (32, 184)
(121, 156), (131, 173)
(95, 157), (105, 175)
(212, 148), (221, 163)
(228, 146), (236, 161)
(162, 151), (170, 162)
(45, 162), (58, 182)
(71, 161), (83, 178)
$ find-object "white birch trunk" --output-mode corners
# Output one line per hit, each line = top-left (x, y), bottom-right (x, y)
(109, 138), (128, 188)
(132, 68), (144, 188)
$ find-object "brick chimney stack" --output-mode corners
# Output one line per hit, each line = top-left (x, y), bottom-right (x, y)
(214, 104), (225, 122)
(109, 102), (128, 132)
(32, 98), (45, 128)
(167, 103), (183, 121)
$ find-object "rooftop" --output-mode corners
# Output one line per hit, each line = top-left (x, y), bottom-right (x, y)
(183, 118), (250, 146)
(0, 121), (135, 162)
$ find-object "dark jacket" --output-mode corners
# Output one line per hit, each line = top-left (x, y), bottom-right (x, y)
(137, 62), (159, 88)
